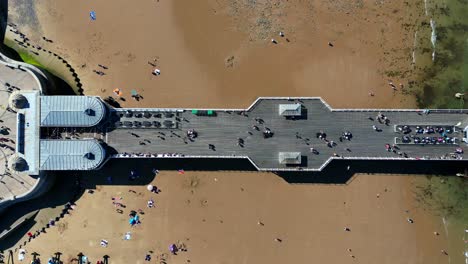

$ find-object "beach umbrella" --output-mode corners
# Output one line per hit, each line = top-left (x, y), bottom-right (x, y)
(147, 184), (154, 191)
(90, 11), (96, 21)
(131, 89), (138, 97)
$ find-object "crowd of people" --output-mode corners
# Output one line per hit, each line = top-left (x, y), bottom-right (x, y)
(376, 112), (390, 125)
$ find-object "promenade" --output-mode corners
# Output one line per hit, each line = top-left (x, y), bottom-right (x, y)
(0, 54), (45, 213)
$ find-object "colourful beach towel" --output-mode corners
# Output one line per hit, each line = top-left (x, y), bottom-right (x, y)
(90, 11), (96, 21)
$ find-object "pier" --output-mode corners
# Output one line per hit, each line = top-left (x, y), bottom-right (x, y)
(11, 93), (468, 175)
(105, 98), (468, 171)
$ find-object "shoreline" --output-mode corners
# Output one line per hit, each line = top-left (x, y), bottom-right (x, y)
(408, 0), (468, 261)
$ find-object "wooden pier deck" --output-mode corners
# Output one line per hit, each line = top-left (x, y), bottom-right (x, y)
(105, 98), (468, 171)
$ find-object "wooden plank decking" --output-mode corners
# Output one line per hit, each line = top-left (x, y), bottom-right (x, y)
(105, 98), (468, 171)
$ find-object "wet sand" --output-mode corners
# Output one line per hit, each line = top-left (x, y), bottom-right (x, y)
(5, 0), (453, 263)
(12, 0), (416, 108)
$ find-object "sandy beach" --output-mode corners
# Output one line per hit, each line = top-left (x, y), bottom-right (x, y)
(22, 171), (448, 264)
(4, 0), (457, 263)
(11, 0), (417, 109)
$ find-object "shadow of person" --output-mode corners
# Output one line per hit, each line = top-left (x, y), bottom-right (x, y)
(103, 255), (110, 264)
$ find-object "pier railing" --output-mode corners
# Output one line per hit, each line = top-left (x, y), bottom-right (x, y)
(109, 154), (467, 172)
(113, 98), (468, 114)
(113, 108), (184, 113)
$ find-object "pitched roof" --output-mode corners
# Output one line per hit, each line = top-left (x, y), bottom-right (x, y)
(13, 91), (41, 175)
(40, 96), (106, 127)
(278, 152), (302, 164)
(278, 103), (302, 116)
(39, 140), (106, 170)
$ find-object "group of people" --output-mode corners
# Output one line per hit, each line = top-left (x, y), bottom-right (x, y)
(376, 112), (390, 125)
(128, 210), (141, 227)
(341, 131), (353, 141)
(187, 129), (197, 139)
(385, 142), (465, 160)
(263, 128), (274, 138)
(316, 131), (327, 140)
(384, 143), (408, 158)
(439, 152), (464, 160)
(252, 117), (274, 138)
(3, 82), (21, 93)
(93, 64), (108, 76)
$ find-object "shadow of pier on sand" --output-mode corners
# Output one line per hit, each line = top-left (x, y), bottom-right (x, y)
(276, 159), (468, 184)
(1, 156), (467, 249)
(0, 174), (79, 251)
(80, 158), (258, 188)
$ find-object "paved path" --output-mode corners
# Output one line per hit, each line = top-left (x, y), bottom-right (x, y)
(0, 56), (41, 207)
